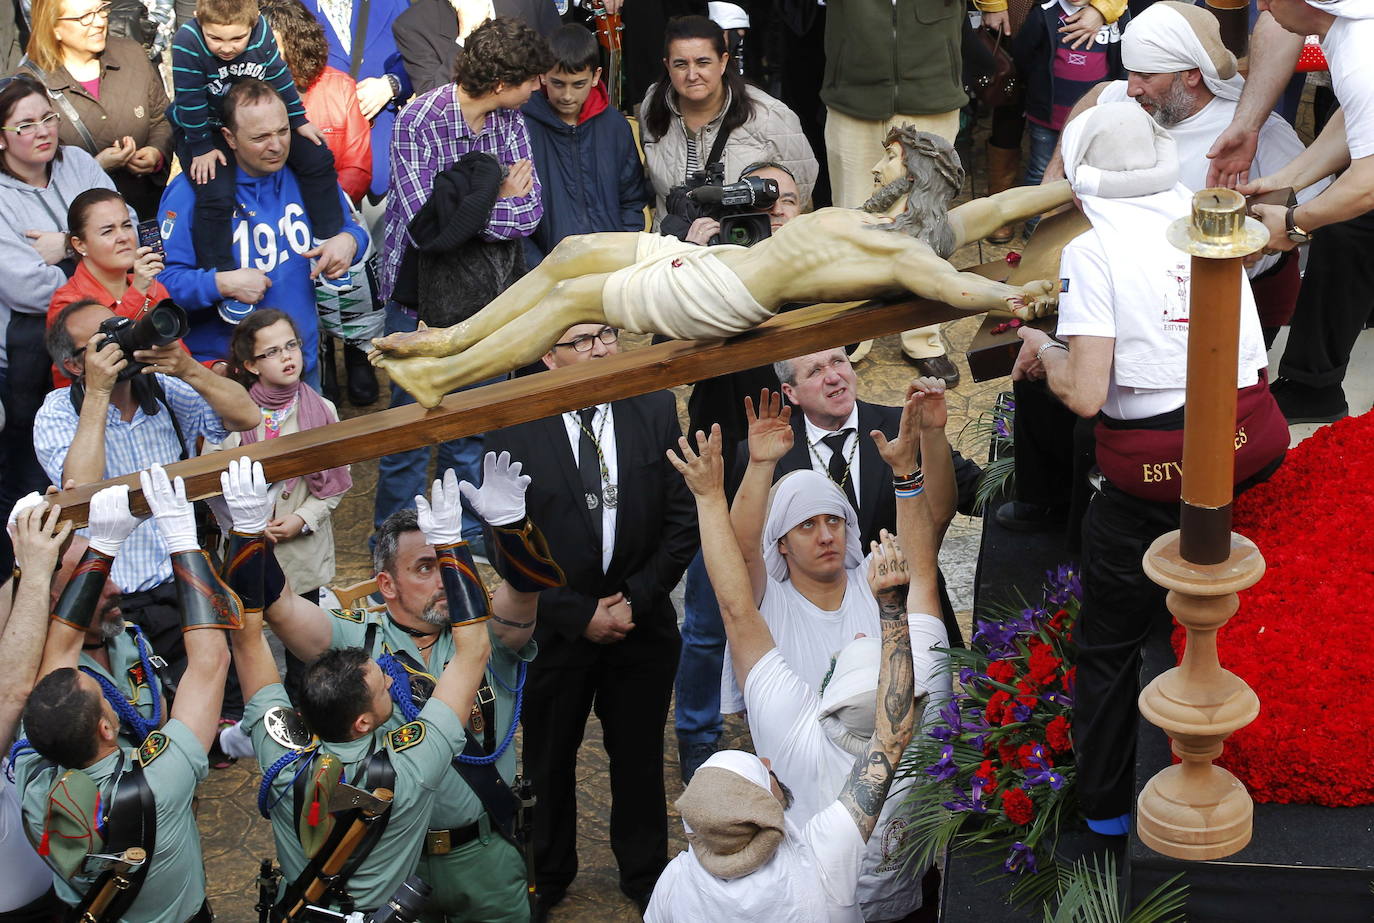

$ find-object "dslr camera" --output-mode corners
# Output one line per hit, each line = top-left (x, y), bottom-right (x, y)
(96, 299), (190, 381)
(670, 162), (779, 247)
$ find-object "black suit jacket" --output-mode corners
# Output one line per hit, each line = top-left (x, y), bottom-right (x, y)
(393, 0), (563, 97)
(485, 391), (698, 669)
(732, 399), (983, 550)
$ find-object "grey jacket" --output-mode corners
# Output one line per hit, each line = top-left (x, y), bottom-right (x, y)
(639, 83), (819, 224)
(0, 146), (119, 366)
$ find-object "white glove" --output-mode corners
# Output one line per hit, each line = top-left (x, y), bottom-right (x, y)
(220, 456), (274, 533)
(6, 491), (46, 538)
(140, 464), (199, 554)
(416, 469), (464, 546)
(459, 451), (529, 527)
(87, 484), (143, 557)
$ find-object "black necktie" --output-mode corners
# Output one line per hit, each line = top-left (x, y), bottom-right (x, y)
(578, 407), (603, 548)
(822, 429), (858, 510)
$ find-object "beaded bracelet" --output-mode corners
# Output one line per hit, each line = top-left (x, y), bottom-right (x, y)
(894, 485), (926, 498)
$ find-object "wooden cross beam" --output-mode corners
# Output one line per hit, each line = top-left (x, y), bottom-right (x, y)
(49, 295), (968, 526)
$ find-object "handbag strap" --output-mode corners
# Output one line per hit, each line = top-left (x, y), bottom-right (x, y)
(20, 56), (101, 154)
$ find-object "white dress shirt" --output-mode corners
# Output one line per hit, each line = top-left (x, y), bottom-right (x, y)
(560, 403), (618, 573)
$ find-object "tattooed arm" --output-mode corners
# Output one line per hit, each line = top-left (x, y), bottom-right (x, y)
(838, 531), (917, 841)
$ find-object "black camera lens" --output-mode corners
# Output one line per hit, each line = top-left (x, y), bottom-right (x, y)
(130, 300), (190, 350)
(368, 876), (431, 923)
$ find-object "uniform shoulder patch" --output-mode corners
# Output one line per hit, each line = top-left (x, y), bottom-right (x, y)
(388, 721), (426, 753)
(330, 607), (368, 623)
(138, 730), (169, 766)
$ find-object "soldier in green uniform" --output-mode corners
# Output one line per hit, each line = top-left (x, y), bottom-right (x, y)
(221, 455), (498, 914)
(47, 537), (170, 749)
(14, 467), (238, 923)
(233, 452), (563, 922)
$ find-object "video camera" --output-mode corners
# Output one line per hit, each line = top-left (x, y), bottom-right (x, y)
(95, 299), (190, 381)
(678, 162), (780, 247)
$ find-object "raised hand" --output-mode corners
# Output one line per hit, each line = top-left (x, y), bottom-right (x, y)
(11, 502), (72, 576)
(872, 390), (924, 474)
(866, 529), (911, 609)
(140, 464), (199, 553)
(459, 451), (530, 527)
(744, 389), (794, 464)
(667, 424), (724, 497)
(906, 376), (948, 430)
(417, 469), (464, 546)
(220, 456), (274, 534)
(6, 491), (47, 538)
(87, 484), (142, 556)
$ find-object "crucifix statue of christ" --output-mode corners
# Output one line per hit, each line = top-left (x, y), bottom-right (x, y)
(371, 126), (1072, 409)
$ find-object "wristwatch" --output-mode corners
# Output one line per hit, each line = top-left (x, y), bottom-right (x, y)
(1285, 205), (1312, 245)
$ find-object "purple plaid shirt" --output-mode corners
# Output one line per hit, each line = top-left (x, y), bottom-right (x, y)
(381, 85), (543, 302)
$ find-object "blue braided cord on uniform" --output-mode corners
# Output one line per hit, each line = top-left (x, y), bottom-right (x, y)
(129, 625), (164, 728)
(454, 662), (526, 766)
(5, 739), (33, 781)
(81, 667), (156, 743)
(257, 748), (318, 819)
(378, 654), (422, 724)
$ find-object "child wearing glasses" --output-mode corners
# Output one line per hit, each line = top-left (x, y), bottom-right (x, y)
(217, 308), (351, 684)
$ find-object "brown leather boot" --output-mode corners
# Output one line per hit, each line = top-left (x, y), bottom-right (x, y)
(986, 144), (1022, 244)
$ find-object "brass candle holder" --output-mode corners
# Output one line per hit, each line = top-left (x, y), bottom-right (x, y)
(1135, 189), (1267, 860)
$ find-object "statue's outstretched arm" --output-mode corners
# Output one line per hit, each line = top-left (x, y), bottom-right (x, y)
(896, 253), (1057, 320)
(950, 180), (1074, 247)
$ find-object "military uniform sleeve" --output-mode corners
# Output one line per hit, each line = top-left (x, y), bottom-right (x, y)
(138, 718), (209, 802)
(392, 698), (466, 792)
(243, 683), (297, 773)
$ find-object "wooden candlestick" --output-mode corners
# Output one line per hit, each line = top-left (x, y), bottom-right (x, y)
(1136, 189), (1267, 860)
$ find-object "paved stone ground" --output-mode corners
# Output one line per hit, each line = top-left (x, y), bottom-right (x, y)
(194, 249), (1020, 916)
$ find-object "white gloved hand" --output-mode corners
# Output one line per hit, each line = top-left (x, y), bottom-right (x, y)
(140, 464), (199, 553)
(416, 469), (464, 546)
(459, 451), (529, 527)
(6, 491), (46, 538)
(87, 484), (143, 556)
(220, 456), (274, 533)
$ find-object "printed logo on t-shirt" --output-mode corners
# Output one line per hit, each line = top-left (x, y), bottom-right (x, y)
(1162, 263), (1191, 332)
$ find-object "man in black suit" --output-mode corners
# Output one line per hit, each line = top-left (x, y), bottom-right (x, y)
(484, 322), (698, 920)
(393, 0), (564, 96)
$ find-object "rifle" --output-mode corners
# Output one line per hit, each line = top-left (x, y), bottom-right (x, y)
(590, 2), (624, 109)
(274, 784), (395, 921)
(77, 848), (147, 923)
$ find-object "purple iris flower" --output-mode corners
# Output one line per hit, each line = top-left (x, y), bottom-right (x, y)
(1045, 564), (1083, 607)
(1010, 699), (1034, 723)
(958, 666), (980, 686)
(943, 782), (991, 815)
(1004, 841), (1038, 874)
(924, 745), (958, 782)
(973, 619), (1020, 659)
(1025, 765), (1066, 791)
(995, 416), (1011, 439)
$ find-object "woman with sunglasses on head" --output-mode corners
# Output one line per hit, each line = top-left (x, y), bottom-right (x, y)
(22, 0), (173, 220)
(0, 72), (123, 537)
(48, 187), (172, 386)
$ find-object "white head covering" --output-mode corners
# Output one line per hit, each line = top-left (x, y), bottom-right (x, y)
(817, 637), (880, 757)
(1307, 0), (1374, 20)
(1062, 102), (1181, 200)
(762, 471), (864, 584)
(650, 750), (837, 922)
(1121, 2), (1245, 102)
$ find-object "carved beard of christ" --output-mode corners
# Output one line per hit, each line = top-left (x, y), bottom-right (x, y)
(862, 175), (915, 214)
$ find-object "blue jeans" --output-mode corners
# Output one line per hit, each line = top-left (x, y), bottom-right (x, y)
(673, 552), (725, 744)
(1022, 121), (1059, 188)
(372, 302), (495, 544)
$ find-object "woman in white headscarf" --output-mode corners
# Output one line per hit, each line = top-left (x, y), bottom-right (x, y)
(1010, 101), (1288, 835)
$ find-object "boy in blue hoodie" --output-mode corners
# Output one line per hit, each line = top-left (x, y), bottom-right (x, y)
(159, 80), (368, 389)
(520, 25), (649, 268)
(169, 0), (344, 320)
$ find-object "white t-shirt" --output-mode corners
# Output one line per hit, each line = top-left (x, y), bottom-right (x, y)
(721, 561), (877, 714)
(0, 769), (51, 912)
(646, 801), (866, 923)
(1056, 230), (1267, 420)
(1323, 16), (1374, 159)
(1096, 81), (1330, 276)
(743, 614), (948, 922)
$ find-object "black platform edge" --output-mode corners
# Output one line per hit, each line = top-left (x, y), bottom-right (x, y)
(1129, 632), (1374, 921)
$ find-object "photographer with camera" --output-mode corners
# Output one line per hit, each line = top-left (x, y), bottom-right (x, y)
(33, 298), (257, 684)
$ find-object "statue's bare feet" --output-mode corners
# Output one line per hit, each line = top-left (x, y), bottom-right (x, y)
(1007, 279), (1059, 320)
(370, 321), (460, 360)
(374, 355), (448, 409)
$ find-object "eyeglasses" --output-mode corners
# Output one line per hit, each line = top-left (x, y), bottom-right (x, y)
(553, 326), (618, 353)
(253, 338), (302, 360)
(1, 111), (61, 137)
(57, 3), (111, 26)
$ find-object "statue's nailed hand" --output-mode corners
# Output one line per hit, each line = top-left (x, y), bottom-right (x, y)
(1008, 280), (1059, 320)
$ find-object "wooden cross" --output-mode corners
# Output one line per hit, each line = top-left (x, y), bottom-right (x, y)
(49, 295), (968, 527)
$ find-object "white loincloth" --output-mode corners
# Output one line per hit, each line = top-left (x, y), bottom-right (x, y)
(603, 233), (774, 340)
